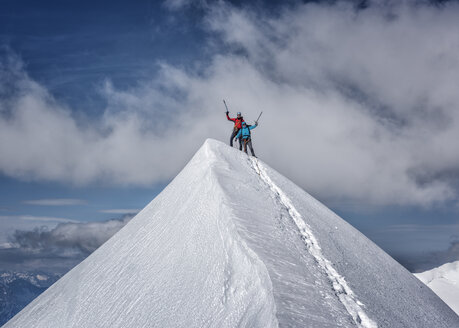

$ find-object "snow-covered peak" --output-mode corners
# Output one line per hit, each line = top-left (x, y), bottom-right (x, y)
(5, 139), (459, 327)
(415, 261), (459, 315)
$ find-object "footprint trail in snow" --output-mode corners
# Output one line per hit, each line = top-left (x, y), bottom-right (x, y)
(250, 157), (378, 328)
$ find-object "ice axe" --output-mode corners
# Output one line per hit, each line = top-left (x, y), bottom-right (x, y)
(255, 111), (263, 124)
(223, 99), (229, 113)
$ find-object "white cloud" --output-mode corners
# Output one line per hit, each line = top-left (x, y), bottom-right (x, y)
(0, 215), (77, 223)
(23, 199), (87, 206)
(99, 209), (140, 214)
(0, 214), (134, 271)
(9, 215), (133, 253)
(1, 1), (459, 207)
(0, 215), (78, 244)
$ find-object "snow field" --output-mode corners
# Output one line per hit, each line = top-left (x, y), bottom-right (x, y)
(250, 157), (377, 328)
(415, 261), (459, 316)
(5, 140), (278, 328)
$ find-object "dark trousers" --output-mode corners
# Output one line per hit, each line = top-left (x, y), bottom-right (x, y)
(243, 138), (255, 156)
(230, 128), (242, 150)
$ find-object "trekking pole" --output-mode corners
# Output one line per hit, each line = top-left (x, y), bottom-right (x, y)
(223, 99), (230, 113)
(255, 111), (263, 124)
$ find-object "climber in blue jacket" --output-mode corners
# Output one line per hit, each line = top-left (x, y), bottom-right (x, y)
(235, 122), (258, 157)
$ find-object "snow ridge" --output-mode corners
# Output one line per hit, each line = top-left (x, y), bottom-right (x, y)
(250, 157), (377, 328)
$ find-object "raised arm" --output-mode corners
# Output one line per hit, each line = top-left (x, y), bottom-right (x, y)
(226, 112), (236, 122)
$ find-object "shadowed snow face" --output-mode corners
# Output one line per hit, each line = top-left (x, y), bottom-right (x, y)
(2, 1), (459, 207)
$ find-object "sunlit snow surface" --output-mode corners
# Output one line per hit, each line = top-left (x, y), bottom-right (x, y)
(5, 139), (459, 327)
(415, 261), (459, 316)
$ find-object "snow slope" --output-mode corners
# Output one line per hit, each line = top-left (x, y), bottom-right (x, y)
(415, 261), (459, 316)
(5, 139), (459, 327)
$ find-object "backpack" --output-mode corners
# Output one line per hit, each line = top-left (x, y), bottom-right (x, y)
(242, 125), (252, 138)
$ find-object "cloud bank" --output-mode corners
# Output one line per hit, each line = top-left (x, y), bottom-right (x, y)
(1, 1), (459, 207)
(0, 214), (135, 272)
(10, 215), (132, 253)
(23, 199), (87, 206)
(99, 208), (141, 214)
(0, 215), (78, 248)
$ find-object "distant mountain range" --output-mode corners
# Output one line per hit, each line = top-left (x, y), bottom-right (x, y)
(0, 271), (60, 326)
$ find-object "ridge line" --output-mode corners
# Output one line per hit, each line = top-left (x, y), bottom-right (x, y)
(206, 156), (280, 327)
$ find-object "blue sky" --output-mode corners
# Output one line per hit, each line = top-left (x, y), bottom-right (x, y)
(1, 0), (459, 273)
(0, 0), (206, 111)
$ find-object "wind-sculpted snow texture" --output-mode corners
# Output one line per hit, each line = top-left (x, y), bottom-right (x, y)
(5, 139), (459, 328)
(250, 158), (376, 328)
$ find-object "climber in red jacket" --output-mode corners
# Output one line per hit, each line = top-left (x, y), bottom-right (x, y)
(226, 110), (244, 150)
